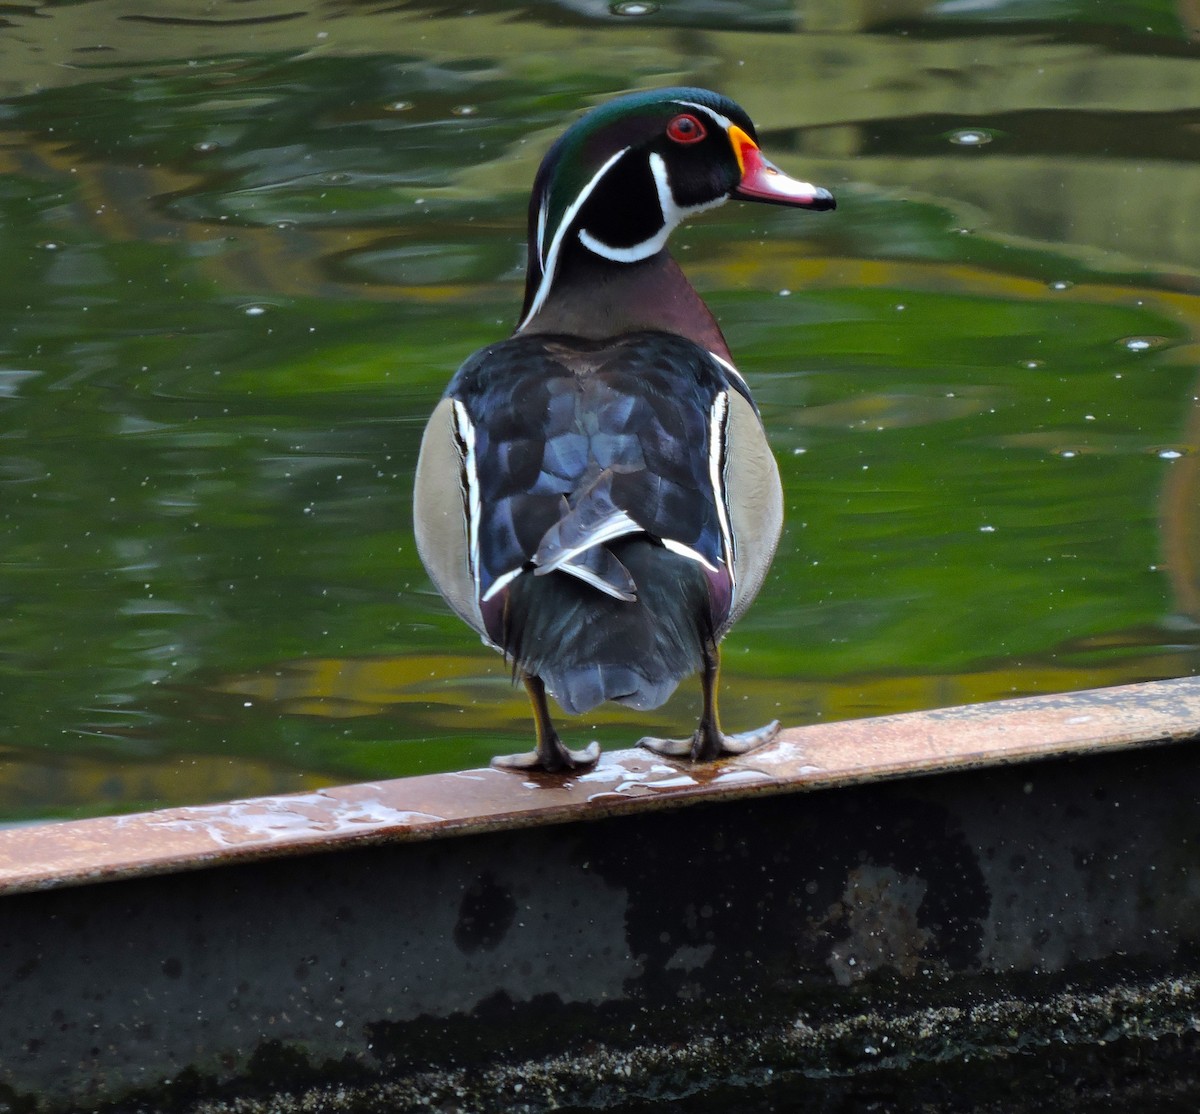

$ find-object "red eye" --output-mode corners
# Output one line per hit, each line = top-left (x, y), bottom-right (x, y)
(666, 113), (706, 145)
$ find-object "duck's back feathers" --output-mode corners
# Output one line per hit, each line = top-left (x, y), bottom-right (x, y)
(413, 330), (782, 714)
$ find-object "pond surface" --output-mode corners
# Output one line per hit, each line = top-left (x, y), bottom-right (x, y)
(1, 0), (1199, 821)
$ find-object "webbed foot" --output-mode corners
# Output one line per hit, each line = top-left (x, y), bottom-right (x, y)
(491, 673), (601, 773)
(639, 719), (780, 762)
(491, 739), (600, 773)
(638, 646), (781, 762)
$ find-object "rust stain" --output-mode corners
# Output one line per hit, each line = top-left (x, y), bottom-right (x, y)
(0, 676), (1198, 897)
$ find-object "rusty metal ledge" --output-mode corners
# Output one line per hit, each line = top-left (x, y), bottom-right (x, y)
(1, 675), (1198, 896)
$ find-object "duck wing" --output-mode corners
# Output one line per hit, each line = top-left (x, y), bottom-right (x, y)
(421, 331), (769, 648)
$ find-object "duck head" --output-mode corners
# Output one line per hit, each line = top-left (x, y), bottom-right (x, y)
(518, 87), (835, 335)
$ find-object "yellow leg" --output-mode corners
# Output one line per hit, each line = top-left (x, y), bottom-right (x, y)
(490, 673), (601, 773)
(638, 645), (780, 761)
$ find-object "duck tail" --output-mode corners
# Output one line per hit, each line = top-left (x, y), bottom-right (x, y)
(504, 539), (712, 715)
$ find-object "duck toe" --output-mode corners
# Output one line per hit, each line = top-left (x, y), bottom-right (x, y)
(638, 719), (780, 762)
(636, 733), (696, 758)
(490, 739), (601, 773)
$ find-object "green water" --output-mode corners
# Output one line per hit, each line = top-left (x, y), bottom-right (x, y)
(1, 1), (1199, 821)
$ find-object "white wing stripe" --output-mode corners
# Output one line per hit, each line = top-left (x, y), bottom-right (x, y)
(662, 538), (719, 572)
(480, 565), (523, 603)
(451, 399), (481, 598)
(558, 560), (636, 602)
(707, 349), (748, 392)
(709, 391), (736, 580)
(534, 507), (642, 573)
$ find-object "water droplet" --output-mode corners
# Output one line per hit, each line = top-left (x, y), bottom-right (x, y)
(385, 100), (413, 113)
(1156, 448), (1185, 460)
(193, 140), (220, 153)
(1057, 449), (1078, 459)
(948, 128), (993, 147)
(241, 303), (271, 317)
(274, 220), (295, 231)
(1048, 279), (1074, 291)
(778, 289), (792, 297)
(36, 240), (63, 251)
(611, 0), (658, 14)
(1020, 359), (1044, 369)
(451, 105), (477, 117)
(979, 525), (996, 533)
(1119, 335), (1167, 352)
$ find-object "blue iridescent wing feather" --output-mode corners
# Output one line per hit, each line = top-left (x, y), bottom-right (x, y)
(445, 331), (748, 645)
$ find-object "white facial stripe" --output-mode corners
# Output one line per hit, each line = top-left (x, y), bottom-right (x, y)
(518, 145), (630, 331)
(451, 399), (482, 597)
(574, 152), (672, 262)
(651, 150), (679, 226)
(535, 197), (548, 263)
(577, 226), (664, 262)
(650, 151), (729, 228)
(709, 391), (736, 577)
(576, 150), (726, 262)
(673, 100), (735, 131)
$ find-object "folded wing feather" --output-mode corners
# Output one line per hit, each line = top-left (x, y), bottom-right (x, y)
(532, 471), (642, 600)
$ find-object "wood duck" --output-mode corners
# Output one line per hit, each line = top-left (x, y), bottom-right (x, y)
(414, 87), (834, 772)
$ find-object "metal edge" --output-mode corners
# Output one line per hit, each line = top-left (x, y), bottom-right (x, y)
(0, 675), (1197, 896)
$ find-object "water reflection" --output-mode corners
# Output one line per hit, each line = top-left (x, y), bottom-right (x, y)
(0, 0), (1198, 818)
